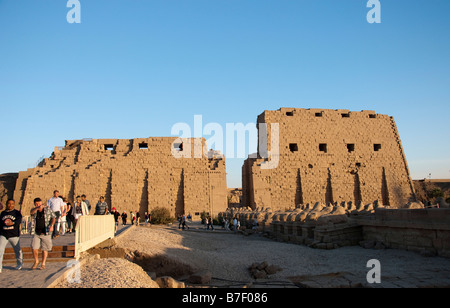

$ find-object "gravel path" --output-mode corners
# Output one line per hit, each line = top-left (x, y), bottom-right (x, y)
(57, 257), (159, 288)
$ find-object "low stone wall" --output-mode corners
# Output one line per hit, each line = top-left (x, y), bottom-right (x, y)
(220, 206), (450, 257)
(356, 208), (450, 258)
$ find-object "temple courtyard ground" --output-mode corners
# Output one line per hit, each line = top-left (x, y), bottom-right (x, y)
(59, 223), (450, 288)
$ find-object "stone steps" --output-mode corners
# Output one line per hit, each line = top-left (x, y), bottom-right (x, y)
(2, 245), (75, 264)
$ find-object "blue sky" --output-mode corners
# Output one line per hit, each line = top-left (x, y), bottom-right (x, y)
(0, 0), (449, 188)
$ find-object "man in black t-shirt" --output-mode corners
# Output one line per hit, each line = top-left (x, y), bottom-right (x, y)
(0, 199), (23, 272)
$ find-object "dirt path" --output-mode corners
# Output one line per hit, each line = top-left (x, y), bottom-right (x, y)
(57, 224), (450, 288)
(112, 225), (450, 287)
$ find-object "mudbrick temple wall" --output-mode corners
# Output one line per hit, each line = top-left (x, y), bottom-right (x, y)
(13, 137), (228, 220)
(242, 108), (417, 210)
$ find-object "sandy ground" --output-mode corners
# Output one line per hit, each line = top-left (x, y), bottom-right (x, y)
(58, 224), (450, 288)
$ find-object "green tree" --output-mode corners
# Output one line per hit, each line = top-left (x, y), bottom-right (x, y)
(150, 207), (176, 225)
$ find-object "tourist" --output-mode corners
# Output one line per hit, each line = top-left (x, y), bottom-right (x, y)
(178, 215), (183, 229)
(66, 202), (74, 233)
(47, 190), (64, 239)
(233, 217), (238, 233)
(94, 196), (109, 215)
(223, 218), (230, 231)
(121, 211), (127, 225)
(81, 195), (91, 213)
(58, 197), (68, 235)
(207, 217), (214, 231)
(72, 195), (89, 231)
(135, 211), (140, 226)
(111, 208), (120, 233)
(181, 214), (189, 230)
(30, 197), (56, 270)
(0, 199), (23, 272)
(252, 218), (258, 230)
(144, 212), (149, 226)
(130, 211), (135, 225)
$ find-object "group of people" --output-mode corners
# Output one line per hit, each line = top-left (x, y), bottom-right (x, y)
(47, 191), (111, 238)
(0, 189), (142, 273)
(118, 211), (152, 226)
(223, 217), (241, 232)
(177, 214), (190, 230)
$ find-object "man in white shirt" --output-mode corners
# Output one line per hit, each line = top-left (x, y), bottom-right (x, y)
(47, 190), (64, 239)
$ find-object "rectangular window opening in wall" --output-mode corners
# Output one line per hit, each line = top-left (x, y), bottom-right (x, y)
(319, 143), (327, 153)
(341, 113), (350, 118)
(104, 144), (114, 151)
(286, 111), (294, 116)
(369, 114), (377, 119)
(347, 144), (355, 152)
(315, 112), (323, 117)
(139, 142), (148, 149)
(289, 143), (298, 152)
(374, 144), (382, 151)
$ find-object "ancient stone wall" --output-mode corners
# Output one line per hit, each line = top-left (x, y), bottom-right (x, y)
(14, 137), (227, 220)
(242, 108), (417, 210)
(221, 204), (450, 258)
(0, 173), (18, 205)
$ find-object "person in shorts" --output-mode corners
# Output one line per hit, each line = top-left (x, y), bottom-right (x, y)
(47, 190), (64, 239)
(30, 198), (56, 270)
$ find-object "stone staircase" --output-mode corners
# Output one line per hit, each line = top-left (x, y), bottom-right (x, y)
(3, 245), (75, 264)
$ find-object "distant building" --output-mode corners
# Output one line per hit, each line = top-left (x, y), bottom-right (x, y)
(242, 108), (417, 210)
(14, 137), (227, 220)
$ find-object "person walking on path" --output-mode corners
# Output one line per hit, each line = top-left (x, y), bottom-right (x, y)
(0, 199), (23, 273)
(58, 197), (68, 235)
(111, 208), (120, 233)
(130, 211), (135, 225)
(135, 211), (140, 226)
(72, 196), (89, 231)
(207, 217), (214, 231)
(121, 211), (127, 225)
(47, 190), (64, 239)
(224, 218), (231, 231)
(181, 214), (189, 230)
(66, 202), (74, 233)
(144, 212), (149, 226)
(94, 196), (109, 215)
(81, 195), (91, 213)
(233, 217), (240, 233)
(30, 198), (56, 270)
(178, 215), (183, 229)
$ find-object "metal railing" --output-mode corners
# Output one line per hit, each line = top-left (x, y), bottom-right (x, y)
(74, 215), (115, 259)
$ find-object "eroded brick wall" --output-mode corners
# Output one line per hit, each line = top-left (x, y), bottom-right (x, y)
(14, 137), (227, 220)
(243, 108), (416, 210)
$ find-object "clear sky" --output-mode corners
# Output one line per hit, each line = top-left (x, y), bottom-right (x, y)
(0, 0), (449, 188)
